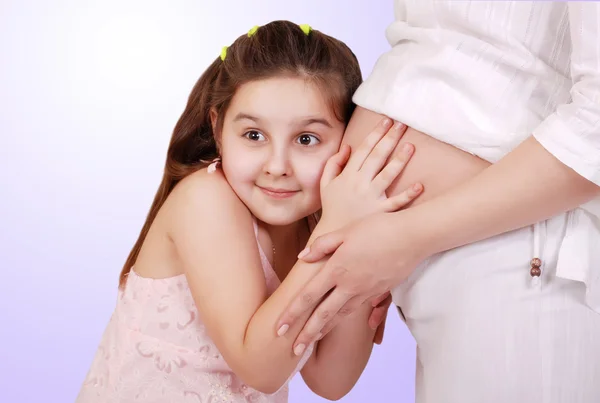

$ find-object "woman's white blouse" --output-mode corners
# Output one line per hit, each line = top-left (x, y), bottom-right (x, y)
(353, 0), (600, 313)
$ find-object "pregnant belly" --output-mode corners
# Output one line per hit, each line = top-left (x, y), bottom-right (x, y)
(343, 107), (490, 204)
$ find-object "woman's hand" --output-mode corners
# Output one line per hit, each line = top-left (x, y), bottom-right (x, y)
(317, 118), (423, 231)
(282, 211), (428, 349)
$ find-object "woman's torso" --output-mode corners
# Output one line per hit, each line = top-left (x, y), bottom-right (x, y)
(351, 0), (600, 213)
(347, 0), (600, 315)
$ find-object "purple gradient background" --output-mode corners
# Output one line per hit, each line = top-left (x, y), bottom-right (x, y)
(0, 1), (416, 402)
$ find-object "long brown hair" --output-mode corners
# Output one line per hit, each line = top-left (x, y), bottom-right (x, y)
(119, 20), (363, 287)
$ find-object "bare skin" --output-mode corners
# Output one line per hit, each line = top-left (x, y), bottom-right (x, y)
(343, 107), (491, 204)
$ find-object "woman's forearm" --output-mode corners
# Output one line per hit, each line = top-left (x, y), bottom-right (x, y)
(401, 136), (600, 255)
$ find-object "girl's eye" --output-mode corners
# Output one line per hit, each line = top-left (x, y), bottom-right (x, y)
(244, 130), (266, 142)
(297, 134), (320, 146)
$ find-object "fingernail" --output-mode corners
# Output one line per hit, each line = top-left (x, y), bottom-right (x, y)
(316, 332), (323, 340)
(277, 324), (289, 337)
(403, 143), (413, 154)
(294, 343), (306, 356)
(393, 122), (405, 131)
(297, 247), (310, 259)
(382, 118), (392, 127)
(412, 183), (422, 192)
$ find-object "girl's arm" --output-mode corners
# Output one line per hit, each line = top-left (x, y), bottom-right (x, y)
(168, 120), (417, 395)
(167, 170), (329, 394)
(299, 293), (376, 400)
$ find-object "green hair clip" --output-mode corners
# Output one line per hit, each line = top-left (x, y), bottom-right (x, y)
(299, 24), (311, 35)
(220, 46), (228, 61)
(248, 25), (259, 37)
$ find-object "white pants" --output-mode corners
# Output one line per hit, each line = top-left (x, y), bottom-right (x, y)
(392, 213), (600, 403)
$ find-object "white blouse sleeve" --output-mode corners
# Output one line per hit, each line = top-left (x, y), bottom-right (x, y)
(532, 2), (600, 186)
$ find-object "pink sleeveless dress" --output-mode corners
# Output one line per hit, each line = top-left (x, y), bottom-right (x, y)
(76, 218), (312, 403)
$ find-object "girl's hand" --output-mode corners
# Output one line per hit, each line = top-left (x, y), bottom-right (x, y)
(318, 118), (422, 230)
(370, 292), (392, 345)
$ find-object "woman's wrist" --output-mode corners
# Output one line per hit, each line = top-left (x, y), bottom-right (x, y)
(386, 208), (437, 260)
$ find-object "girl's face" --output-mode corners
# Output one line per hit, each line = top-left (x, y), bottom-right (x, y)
(218, 77), (346, 226)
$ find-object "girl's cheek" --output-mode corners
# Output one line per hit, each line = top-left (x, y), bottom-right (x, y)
(297, 163), (327, 191)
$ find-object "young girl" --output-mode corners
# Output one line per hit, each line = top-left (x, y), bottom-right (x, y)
(76, 20), (420, 403)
